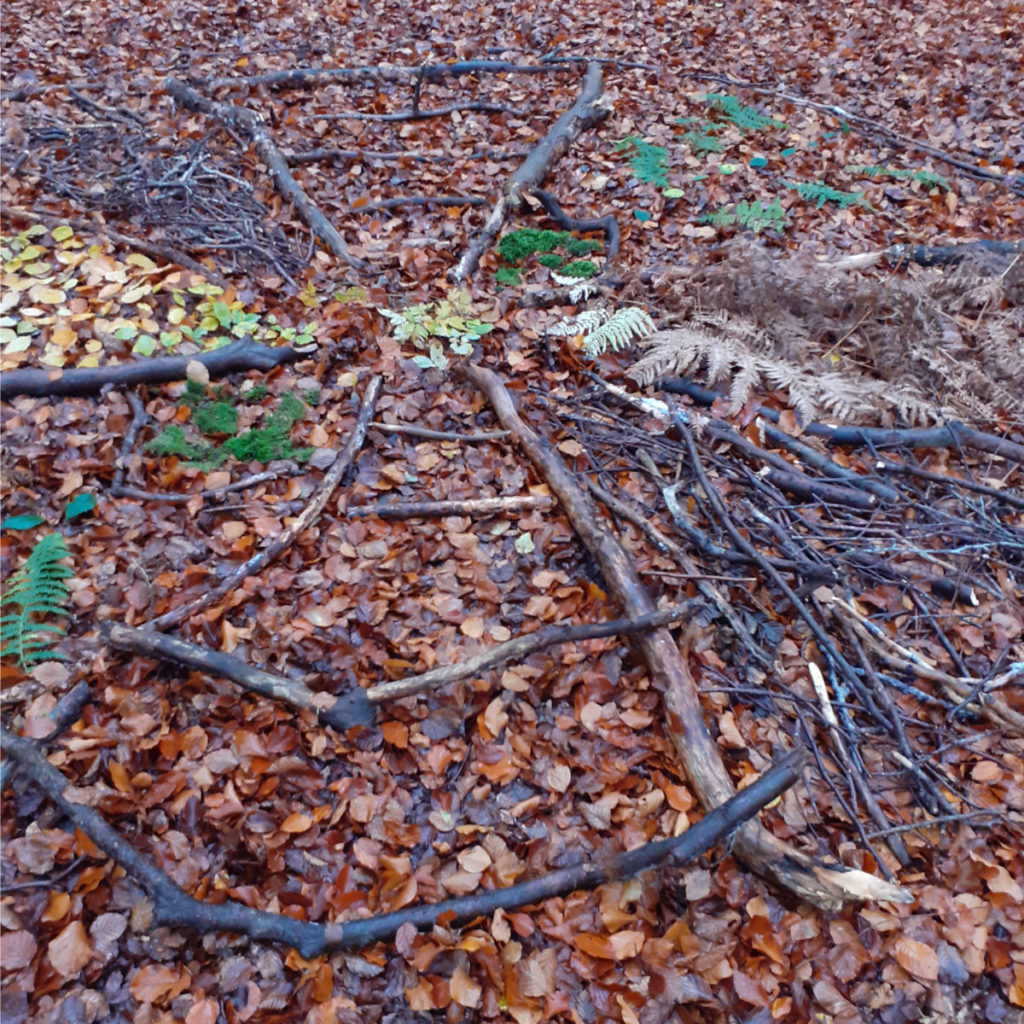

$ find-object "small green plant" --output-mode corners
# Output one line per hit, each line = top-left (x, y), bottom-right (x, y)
(680, 128), (725, 155)
(614, 136), (671, 187)
(1, 533), (73, 668)
(787, 181), (873, 210)
(703, 197), (789, 233)
(548, 306), (655, 358)
(378, 290), (495, 370)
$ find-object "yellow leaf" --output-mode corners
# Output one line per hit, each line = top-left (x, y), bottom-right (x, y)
(40, 347), (67, 367)
(78, 354), (100, 368)
(52, 326), (77, 349)
(125, 253), (157, 270)
(52, 225), (74, 242)
(121, 284), (151, 303)
(29, 285), (66, 304)
(167, 306), (186, 325)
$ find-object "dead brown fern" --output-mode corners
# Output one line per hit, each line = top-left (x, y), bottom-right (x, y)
(625, 241), (1024, 425)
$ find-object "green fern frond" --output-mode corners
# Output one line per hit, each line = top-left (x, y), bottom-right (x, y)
(615, 136), (670, 188)
(705, 93), (786, 133)
(787, 180), (873, 210)
(0, 533), (73, 668)
(550, 306), (655, 357)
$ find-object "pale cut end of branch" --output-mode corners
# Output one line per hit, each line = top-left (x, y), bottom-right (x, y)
(736, 825), (913, 910)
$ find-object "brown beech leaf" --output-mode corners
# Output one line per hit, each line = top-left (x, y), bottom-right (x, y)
(893, 937), (939, 981)
(280, 812), (312, 833)
(519, 946), (558, 998)
(185, 998), (218, 1024)
(1, 929), (37, 970)
(131, 963), (189, 1004)
(450, 965), (482, 1008)
(47, 920), (93, 977)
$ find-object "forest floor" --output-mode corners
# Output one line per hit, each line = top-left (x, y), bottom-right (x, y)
(2, 1), (1023, 1023)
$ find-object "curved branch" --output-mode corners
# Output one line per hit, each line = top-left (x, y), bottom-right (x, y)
(0, 725), (805, 957)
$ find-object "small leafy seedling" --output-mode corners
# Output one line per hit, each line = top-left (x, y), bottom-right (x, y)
(379, 291), (495, 371)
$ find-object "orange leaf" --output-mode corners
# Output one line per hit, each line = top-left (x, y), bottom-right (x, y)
(449, 965), (482, 1008)
(893, 937), (939, 981)
(381, 720), (409, 748)
(280, 813), (313, 834)
(47, 920), (92, 977)
(131, 964), (188, 1004)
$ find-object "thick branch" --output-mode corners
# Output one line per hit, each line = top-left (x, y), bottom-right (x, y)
(460, 362), (911, 909)
(105, 624), (373, 732)
(0, 725), (804, 956)
(204, 61), (570, 92)
(452, 62), (610, 283)
(0, 339), (306, 401)
(164, 77), (366, 270)
(661, 378), (1024, 463)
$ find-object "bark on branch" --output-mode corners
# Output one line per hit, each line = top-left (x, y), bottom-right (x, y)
(452, 62), (611, 283)
(164, 77), (366, 270)
(0, 339), (307, 400)
(0, 725), (805, 957)
(459, 362), (912, 910)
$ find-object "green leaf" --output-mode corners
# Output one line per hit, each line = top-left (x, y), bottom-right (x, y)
(52, 226), (74, 242)
(634, 210), (652, 221)
(132, 334), (156, 356)
(749, 156), (768, 168)
(3, 515), (46, 530)
(662, 187), (685, 198)
(514, 533), (535, 554)
(64, 493), (97, 521)
(114, 324), (138, 341)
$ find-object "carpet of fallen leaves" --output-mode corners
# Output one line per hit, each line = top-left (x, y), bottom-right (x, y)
(2, 1), (1024, 1023)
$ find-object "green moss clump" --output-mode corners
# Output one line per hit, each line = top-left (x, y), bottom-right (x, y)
(497, 229), (570, 262)
(194, 401), (238, 437)
(224, 392), (309, 463)
(537, 253), (563, 269)
(560, 260), (600, 278)
(145, 425), (225, 471)
(495, 266), (522, 286)
(565, 237), (603, 256)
